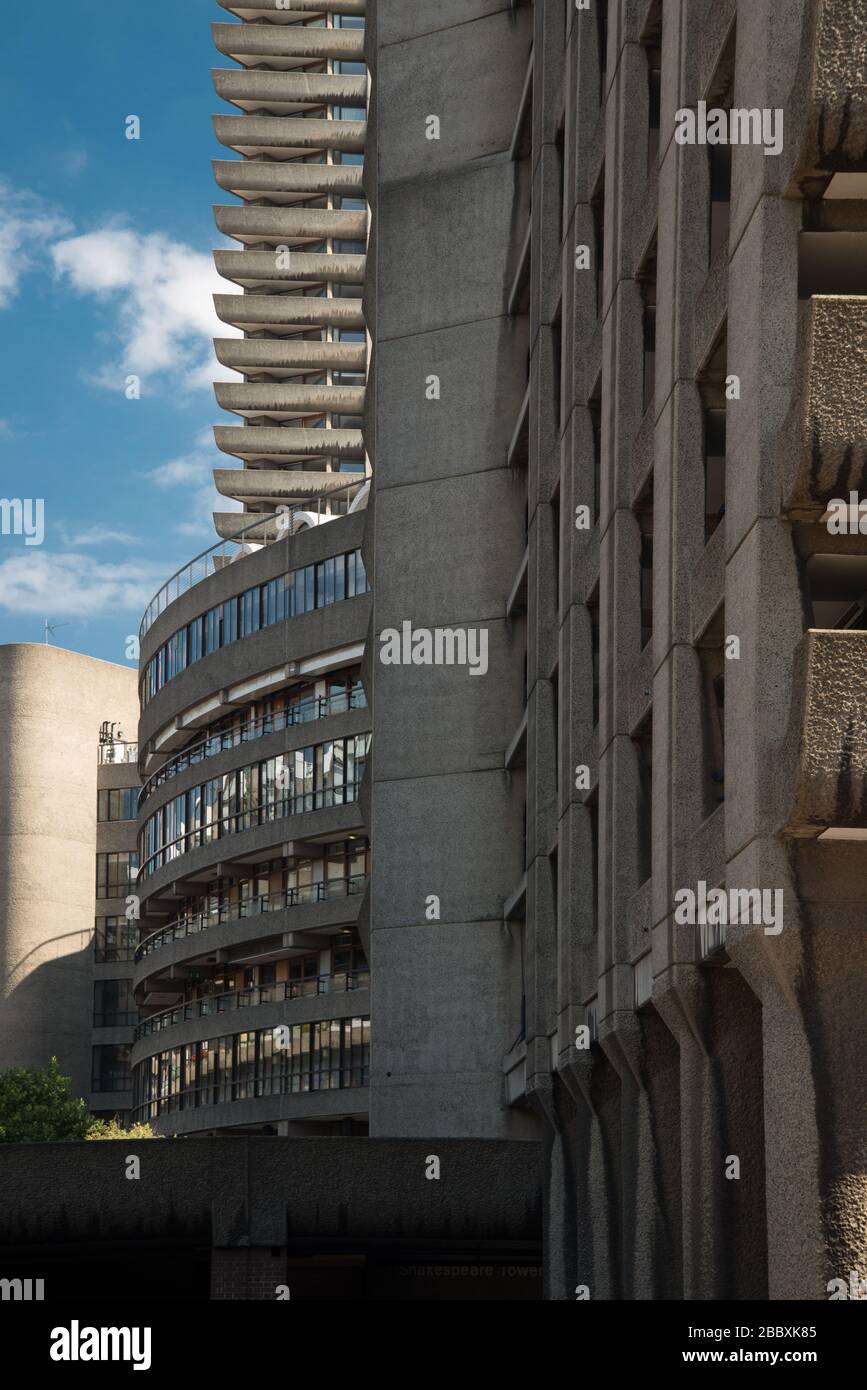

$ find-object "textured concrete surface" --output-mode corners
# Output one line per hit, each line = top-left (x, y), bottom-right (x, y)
(0, 646), (138, 1100)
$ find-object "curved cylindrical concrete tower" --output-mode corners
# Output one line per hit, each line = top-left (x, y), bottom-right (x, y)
(0, 645), (138, 1101)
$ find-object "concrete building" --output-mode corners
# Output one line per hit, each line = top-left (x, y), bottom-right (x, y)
(0, 645), (139, 1117)
(130, 0), (373, 1136)
(362, 0), (867, 1302)
(5, 0), (860, 1303)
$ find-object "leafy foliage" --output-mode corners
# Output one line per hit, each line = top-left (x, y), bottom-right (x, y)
(0, 1057), (89, 1143)
(86, 1116), (162, 1140)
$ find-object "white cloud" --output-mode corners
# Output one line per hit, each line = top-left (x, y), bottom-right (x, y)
(0, 551), (167, 618)
(146, 428), (241, 538)
(0, 182), (71, 309)
(51, 226), (239, 392)
(58, 523), (143, 547)
(147, 427), (215, 489)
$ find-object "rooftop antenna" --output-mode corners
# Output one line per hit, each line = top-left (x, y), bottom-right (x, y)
(43, 619), (71, 645)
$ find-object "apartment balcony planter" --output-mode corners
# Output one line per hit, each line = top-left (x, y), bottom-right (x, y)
(213, 292), (364, 333)
(783, 629), (867, 837)
(780, 296), (867, 519)
(213, 337), (366, 376)
(786, 0), (867, 191)
(213, 115), (366, 159)
(214, 204), (367, 246)
(215, 383), (366, 421)
(212, 23), (364, 67)
(213, 159), (364, 203)
(213, 249), (365, 291)
(212, 68), (367, 115)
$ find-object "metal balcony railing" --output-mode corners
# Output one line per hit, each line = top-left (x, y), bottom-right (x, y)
(139, 477), (367, 641)
(134, 969), (370, 1042)
(138, 781), (364, 883)
(98, 741), (139, 766)
(135, 873), (368, 963)
(139, 685), (365, 809)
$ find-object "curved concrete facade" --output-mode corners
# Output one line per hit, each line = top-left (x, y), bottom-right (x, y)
(0, 645), (138, 1101)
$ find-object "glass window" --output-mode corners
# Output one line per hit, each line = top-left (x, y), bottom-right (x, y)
(94, 915), (138, 963)
(97, 787), (139, 821)
(93, 978), (135, 1027)
(92, 1044), (132, 1092)
(96, 851), (140, 899)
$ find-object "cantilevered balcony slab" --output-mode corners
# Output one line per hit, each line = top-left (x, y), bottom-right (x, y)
(213, 115), (366, 159)
(214, 293), (364, 334)
(212, 23), (364, 69)
(214, 250), (365, 291)
(212, 68), (366, 115)
(786, 0), (867, 192)
(213, 159), (363, 204)
(214, 338), (366, 377)
(217, 0), (366, 17)
(215, 383), (365, 419)
(780, 296), (867, 519)
(783, 629), (867, 837)
(214, 469), (356, 507)
(214, 425), (364, 462)
(215, 205), (367, 247)
(213, 512), (290, 542)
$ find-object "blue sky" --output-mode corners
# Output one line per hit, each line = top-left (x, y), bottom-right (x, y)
(0, 0), (241, 662)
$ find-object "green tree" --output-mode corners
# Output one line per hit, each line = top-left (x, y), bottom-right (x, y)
(86, 1116), (162, 1140)
(0, 1057), (89, 1143)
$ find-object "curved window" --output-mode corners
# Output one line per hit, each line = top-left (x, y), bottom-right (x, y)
(140, 673), (365, 806)
(133, 1016), (369, 1121)
(142, 548), (369, 706)
(139, 734), (369, 881)
(137, 840), (370, 960)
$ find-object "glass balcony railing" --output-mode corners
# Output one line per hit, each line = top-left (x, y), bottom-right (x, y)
(135, 873), (368, 963)
(98, 741), (139, 766)
(139, 478), (368, 641)
(139, 685), (365, 809)
(134, 969), (370, 1042)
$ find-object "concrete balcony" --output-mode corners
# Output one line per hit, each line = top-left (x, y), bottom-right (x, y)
(784, 629), (867, 838)
(214, 424), (364, 463)
(213, 249), (365, 292)
(213, 158), (363, 203)
(217, 0), (366, 16)
(213, 115), (366, 159)
(214, 293), (364, 334)
(132, 976), (371, 1061)
(212, 23), (364, 69)
(214, 205), (367, 247)
(787, 0), (867, 191)
(214, 469), (360, 507)
(134, 884), (367, 997)
(780, 296), (867, 519)
(212, 68), (367, 115)
(213, 338), (366, 377)
(215, 383), (365, 421)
